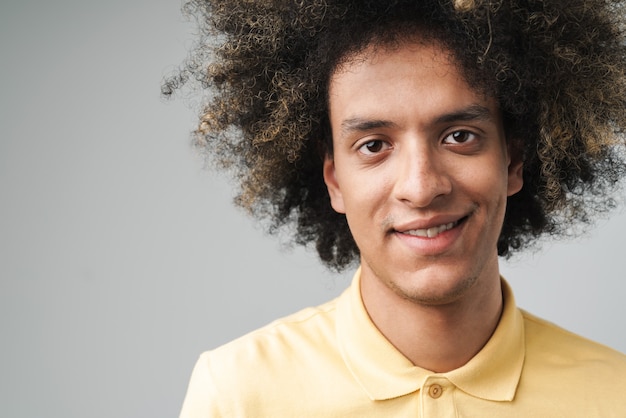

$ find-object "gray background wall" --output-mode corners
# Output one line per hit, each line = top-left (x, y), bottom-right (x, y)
(1, 1), (624, 417)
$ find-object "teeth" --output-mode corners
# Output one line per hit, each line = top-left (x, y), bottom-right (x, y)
(404, 221), (457, 238)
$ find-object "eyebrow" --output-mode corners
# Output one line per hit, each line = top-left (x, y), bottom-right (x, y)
(433, 104), (494, 124)
(340, 118), (398, 136)
(339, 104), (495, 137)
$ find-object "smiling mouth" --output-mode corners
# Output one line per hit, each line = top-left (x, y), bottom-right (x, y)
(400, 217), (467, 238)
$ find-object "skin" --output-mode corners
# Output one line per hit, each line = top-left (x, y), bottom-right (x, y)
(323, 41), (524, 372)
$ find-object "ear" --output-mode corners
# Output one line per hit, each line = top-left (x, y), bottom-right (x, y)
(506, 141), (524, 197)
(323, 155), (346, 214)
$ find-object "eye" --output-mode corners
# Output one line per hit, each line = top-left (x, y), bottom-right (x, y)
(443, 130), (477, 145)
(358, 139), (390, 155)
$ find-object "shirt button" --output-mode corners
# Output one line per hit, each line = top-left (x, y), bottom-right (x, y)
(428, 384), (443, 399)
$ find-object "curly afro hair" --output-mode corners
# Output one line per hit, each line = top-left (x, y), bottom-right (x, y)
(163, 0), (626, 271)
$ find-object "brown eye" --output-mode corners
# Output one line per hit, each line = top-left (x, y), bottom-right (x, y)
(359, 140), (388, 155)
(443, 130), (477, 144)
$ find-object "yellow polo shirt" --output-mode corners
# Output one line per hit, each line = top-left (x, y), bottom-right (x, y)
(179, 270), (626, 417)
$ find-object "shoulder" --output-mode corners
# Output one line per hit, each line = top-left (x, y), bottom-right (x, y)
(209, 297), (340, 368)
(522, 309), (625, 359)
(511, 310), (626, 414)
(521, 309), (626, 384)
(179, 298), (345, 417)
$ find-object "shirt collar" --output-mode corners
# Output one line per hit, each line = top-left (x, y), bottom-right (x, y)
(336, 268), (525, 401)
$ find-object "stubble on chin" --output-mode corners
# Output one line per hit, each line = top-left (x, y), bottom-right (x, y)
(387, 269), (480, 307)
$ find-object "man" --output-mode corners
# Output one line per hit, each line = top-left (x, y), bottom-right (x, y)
(165, 0), (626, 416)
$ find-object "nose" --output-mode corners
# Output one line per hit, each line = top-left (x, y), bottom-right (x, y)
(392, 143), (452, 208)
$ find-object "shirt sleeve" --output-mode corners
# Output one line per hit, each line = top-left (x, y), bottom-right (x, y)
(179, 352), (224, 418)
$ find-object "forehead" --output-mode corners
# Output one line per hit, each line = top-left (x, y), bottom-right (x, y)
(327, 41), (496, 125)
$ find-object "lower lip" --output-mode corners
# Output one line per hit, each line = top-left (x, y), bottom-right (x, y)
(393, 220), (466, 256)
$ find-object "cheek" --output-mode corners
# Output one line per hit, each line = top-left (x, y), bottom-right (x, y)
(458, 159), (510, 206)
(338, 171), (390, 222)
(484, 168), (511, 217)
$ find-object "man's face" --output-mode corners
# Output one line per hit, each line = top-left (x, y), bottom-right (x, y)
(324, 41), (523, 306)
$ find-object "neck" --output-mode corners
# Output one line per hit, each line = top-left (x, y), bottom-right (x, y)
(360, 267), (503, 373)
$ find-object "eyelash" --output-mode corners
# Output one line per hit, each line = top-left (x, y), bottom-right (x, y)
(358, 139), (391, 155)
(442, 130), (478, 145)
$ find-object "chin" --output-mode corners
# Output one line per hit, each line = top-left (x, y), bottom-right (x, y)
(390, 269), (480, 306)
